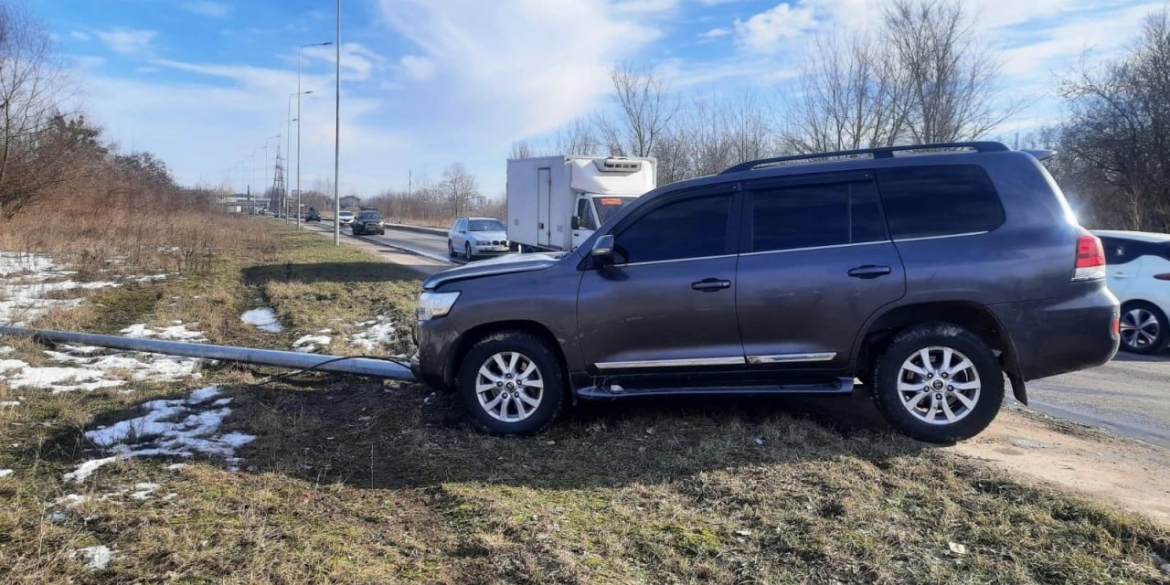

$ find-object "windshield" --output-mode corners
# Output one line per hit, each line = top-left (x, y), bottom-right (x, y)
(339, 211), (353, 217)
(357, 212), (381, 220)
(469, 219), (505, 231)
(593, 196), (637, 224)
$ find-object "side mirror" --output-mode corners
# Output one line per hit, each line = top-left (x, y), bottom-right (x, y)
(590, 234), (615, 265)
(570, 216), (580, 230)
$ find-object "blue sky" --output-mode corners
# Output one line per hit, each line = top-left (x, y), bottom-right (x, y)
(36, 0), (1169, 197)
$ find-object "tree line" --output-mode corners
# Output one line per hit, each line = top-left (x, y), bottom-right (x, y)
(0, 2), (207, 221)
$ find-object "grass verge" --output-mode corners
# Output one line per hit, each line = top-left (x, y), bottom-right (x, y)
(1, 220), (1168, 584)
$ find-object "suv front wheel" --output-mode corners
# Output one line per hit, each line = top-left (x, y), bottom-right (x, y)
(872, 323), (1004, 443)
(458, 331), (565, 436)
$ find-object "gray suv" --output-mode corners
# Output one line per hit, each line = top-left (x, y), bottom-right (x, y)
(412, 142), (1120, 442)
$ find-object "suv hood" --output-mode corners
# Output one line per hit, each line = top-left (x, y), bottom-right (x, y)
(424, 252), (563, 290)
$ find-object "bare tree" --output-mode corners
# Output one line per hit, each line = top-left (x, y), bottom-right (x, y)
(510, 140), (533, 159)
(551, 116), (601, 156)
(1053, 8), (1170, 231)
(597, 62), (678, 157)
(440, 162), (478, 218)
(0, 2), (70, 216)
(882, 0), (1017, 143)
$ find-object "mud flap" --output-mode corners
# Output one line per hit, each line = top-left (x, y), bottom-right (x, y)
(1008, 372), (1027, 405)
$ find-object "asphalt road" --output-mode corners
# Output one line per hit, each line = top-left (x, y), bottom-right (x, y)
(302, 218), (1170, 448)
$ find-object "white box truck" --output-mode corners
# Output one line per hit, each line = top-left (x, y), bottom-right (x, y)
(506, 155), (657, 252)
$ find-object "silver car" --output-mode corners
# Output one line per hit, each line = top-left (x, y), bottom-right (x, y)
(337, 210), (355, 226)
(448, 217), (509, 260)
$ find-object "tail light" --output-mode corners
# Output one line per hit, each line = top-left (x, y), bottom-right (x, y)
(1072, 234), (1106, 281)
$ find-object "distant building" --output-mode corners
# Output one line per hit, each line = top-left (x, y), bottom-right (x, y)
(339, 195), (362, 209)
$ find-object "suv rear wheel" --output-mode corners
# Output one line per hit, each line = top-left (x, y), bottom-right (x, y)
(457, 331), (565, 436)
(872, 323), (1004, 443)
(1119, 301), (1167, 354)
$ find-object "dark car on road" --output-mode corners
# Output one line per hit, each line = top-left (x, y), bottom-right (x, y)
(305, 207), (321, 222)
(412, 142), (1120, 442)
(351, 210), (385, 236)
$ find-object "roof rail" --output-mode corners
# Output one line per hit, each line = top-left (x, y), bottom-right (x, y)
(720, 141), (1012, 175)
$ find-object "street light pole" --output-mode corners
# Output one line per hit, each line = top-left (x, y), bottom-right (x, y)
(334, 0), (342, 246)
(298, 41), (331, 231)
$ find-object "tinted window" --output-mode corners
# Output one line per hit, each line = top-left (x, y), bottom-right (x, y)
(876, 165), (1005, 239)
(615, 194), (732, 264)
(750, 181), (886, 253)
(1101, 238), (1136, 265)
(357, 211), (381, 220)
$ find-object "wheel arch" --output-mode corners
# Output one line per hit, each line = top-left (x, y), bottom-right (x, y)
(444, 320), (568, 392)
(855, 301), (1027, 404)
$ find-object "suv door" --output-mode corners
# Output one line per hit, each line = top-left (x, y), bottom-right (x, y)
(577, 186), (744, 373)
(736, 172), (906, 369)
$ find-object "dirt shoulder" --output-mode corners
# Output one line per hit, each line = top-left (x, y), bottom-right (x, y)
(946, 406), (1170, 526)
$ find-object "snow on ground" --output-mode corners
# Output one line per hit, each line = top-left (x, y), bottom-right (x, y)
(0, 252), (121, 326)
(0, 401), (20, 407)
(0, 346), (13, 355)
(120, 322), (208, 342)
(63, 386), (255, 483)
(293, 334), (331, 354)
(349, 316), (396, 352)
(0, 343), (203, 393)
(241, 308), (283, 333)
(0, 469), (13, 478)
(75, 545), (113, 570)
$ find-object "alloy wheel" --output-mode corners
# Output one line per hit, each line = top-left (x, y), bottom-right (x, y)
(1121, 307), (1160, 350)
(475, 351), (544, 422)
(896, 346), (981, 426)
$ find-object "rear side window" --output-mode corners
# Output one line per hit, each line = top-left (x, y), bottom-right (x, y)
(748, 180), (887, 252)
(876, 165), (1005, 240)
(615, 194), (733, 264)
(1101, 238), (1138, 265)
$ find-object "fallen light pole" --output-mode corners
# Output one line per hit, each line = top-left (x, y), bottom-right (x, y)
(0, 326), (418, 382)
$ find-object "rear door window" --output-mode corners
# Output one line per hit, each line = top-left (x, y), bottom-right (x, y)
(748, 179), (887, 253)
(876, 165), (1005, 240)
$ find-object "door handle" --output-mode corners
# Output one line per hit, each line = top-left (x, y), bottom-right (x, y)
(848, 265), (892, 279)
(692, 278), (731, 292)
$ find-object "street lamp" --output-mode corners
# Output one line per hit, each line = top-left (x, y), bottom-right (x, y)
(334, 1), (341, 246)
(288, 89), (313, 228)
(298, 40), (331, 233)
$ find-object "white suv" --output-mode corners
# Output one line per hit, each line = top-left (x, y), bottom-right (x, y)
(1095, 230), (1170, 354)
(337, 210), (355, 226)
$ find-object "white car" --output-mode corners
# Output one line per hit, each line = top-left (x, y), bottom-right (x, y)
(1095, 230), (1170, 354)
(447, 217), (509, 261)
(337, 210), (355, 226)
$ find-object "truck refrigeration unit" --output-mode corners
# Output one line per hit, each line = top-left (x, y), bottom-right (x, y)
(506, 155), (657, 252)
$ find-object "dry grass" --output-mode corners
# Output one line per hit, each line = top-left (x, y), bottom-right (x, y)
(1, 222), (1169, 584)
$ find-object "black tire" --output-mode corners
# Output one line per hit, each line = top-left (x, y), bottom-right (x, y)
(1119, 301), (1168, 355)
(464, 242), (473, 261)
(448, 240), (456, 257)
(458, 331), (565, 436)
(872, 323), (1004, 443)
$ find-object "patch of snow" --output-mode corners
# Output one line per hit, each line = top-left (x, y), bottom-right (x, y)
(5, 366), (125, 393)
(0, 401), (20, 407)
(162, 493), (178, 501)
(349, 316), (396, 352)
(0, 359), (27, 373)
(293, 334), (331, 353)
(75, 545), (113, 570)
(120, 323), (207, 342)
(54, 494), (89, 507)
(49, 512), (67, 523)
(0, 469), (13, 478)
(0, 252), (58, 277)
(60, 344), (102, 354)
(137, 274), (169, 282)
(318, 328), (333, 334)
(0, 346), (13, 355)
(0, 345), (202, 393)
(241, 308), (282, 333)
(64, 456), (120, 483)
(212, 398), (232, 406)
(62, 386), (254, 482)
(164, 463), (187, 471)
(129, 482), (160, 500)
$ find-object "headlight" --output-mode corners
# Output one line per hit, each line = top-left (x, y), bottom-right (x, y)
(417, 291), (460, 321)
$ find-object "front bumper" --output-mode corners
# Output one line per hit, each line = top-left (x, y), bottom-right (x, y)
(470, 243), (510, 255)
(412, 316), (461, 391)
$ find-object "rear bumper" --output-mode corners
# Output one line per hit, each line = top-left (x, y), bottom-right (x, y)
(991, 286), (1120, 382)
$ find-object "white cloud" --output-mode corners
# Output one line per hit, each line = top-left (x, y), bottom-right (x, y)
(733, 2), (819, 53)
(699, 27), (731, 39)
(696, 0), (754, 5)
(376, 0), (665, 144)
(183, 1), (231, 18)
(399, 55), (436, 81)
(93, 29), (157, 56)
(298, 43), (386, 82)
(71, 31), (91, 41)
